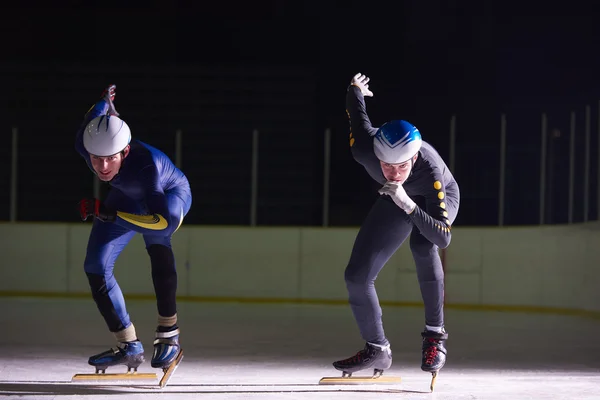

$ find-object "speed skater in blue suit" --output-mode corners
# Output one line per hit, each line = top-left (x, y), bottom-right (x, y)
(75, 84), (191, 378)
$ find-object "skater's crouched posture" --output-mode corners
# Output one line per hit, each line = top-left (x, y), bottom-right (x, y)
(75, 85), (191, 377)
(333, 73), (460, 383)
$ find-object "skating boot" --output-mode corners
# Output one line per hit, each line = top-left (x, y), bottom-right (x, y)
(421, 329), (448, 391)
(88, 340), (145, 374)
(333, 342), (392, 378)
(152, 325), (184, 388)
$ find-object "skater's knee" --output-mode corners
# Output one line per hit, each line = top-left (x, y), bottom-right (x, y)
(147, 245), (175, 268)
(344, 266), (361, 285)
(84, 258), (105, 275)
(416, 258), (444, 282)
(83, 253), (117, 276)
(86, 271), (116, 293)
(344, 267), (374, 289)
(410, 241), (438, 259)
(147, 244), (177, 279)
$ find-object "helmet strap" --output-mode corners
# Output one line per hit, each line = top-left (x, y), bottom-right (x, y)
(408, 152), (419, 178)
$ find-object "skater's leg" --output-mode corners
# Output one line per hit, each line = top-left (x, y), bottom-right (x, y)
(410, 182), (459, 375)
(411, 181), (459, 330)
(410, 218), (450, 374)
(143, 190), (190, 320)
(145, 241), (177, 320)
(84, 221), (136, 335)
(84, 189), (141, 337)
(84, 190), (147, 370)
(143, 191), (190, 369)
(84, 219), (143, 370)
(344, 196), (413, 346)
(410, 230), (445, 328)
(144, 239), (182, 369)
(334, 196), (412, 374)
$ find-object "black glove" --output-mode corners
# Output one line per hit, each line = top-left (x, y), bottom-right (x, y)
(101, 84), (120, 117)
(78, 198), (116, 222)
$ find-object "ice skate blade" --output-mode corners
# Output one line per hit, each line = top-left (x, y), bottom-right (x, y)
(319, 376), (401, 385)
(158, 348), (184, 388)
(430, 371), (438, 392)
(72, 372), (157, 381)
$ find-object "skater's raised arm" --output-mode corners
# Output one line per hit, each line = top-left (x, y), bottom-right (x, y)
(75, 85), (120, 171)
(346, 73), (376, 136)
(346, 73), (385, 182)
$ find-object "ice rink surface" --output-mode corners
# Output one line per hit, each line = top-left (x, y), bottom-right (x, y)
(0, 297), (599, 400)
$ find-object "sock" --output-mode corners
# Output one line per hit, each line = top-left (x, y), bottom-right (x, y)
(158, 313), (177, 329)
(114, 323), (137, 343)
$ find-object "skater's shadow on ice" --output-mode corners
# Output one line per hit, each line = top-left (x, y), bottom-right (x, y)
(0, 382), (144, 395)
(0, 382), (430, 395)
(171, 383), (431, 394)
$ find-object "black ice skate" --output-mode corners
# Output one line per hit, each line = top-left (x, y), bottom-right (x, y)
(319, 342), (400, 385)
(421, 329), (448, 391)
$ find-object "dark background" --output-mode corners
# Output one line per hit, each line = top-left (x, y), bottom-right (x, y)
(2, 1), (599, 227)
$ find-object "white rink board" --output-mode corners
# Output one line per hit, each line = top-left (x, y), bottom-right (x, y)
(0, 222), (599, 313)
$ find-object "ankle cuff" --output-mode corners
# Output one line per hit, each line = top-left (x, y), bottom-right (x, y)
(367, 342), (390, 351)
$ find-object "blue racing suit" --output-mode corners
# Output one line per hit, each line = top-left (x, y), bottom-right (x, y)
(75, 98), (192, 333)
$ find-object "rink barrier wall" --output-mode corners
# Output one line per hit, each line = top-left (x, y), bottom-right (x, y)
(0, 222), (599, 320)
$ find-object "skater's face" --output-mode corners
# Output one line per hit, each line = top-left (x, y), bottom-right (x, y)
(380, 154), (418, 183)
(90, 145), (130, 181)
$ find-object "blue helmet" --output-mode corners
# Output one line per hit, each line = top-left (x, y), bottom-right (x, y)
(373, 120), (422, 164)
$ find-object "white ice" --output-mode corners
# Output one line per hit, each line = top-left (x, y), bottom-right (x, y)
(0, 297), (599, 400)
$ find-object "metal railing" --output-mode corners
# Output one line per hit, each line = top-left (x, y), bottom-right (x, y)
(6, 104), (600, 226)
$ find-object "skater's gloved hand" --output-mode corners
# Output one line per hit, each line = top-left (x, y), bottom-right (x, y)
(101, 84), (120, 117)
(378, 181), (416, 214)
(350, 73), (374, 97)
(78, 198), (116, 222)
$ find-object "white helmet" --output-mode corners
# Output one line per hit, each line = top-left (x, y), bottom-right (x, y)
(83, 115), (131, 156)
(373, 120), (422, 164)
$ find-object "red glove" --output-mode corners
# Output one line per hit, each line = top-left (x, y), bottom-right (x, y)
(102, 84), (116, 101)
(78, 198), (116, 222)
(101, 84), (120, 117)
